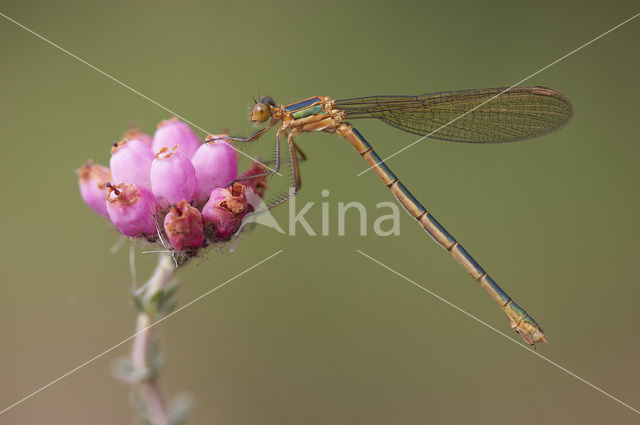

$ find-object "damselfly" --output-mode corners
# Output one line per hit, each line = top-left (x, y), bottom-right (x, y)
(213, 86), (573, 345)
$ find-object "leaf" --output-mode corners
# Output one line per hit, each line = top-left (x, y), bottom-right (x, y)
(168, 393), (194, 425)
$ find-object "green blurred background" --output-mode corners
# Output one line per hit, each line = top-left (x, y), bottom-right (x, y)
(1, 1), (639, 424)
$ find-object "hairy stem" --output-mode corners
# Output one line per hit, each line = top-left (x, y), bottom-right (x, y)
(131, 253), (176, 425)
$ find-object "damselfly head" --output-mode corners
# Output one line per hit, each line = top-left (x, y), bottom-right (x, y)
(249, 96), (276, 123)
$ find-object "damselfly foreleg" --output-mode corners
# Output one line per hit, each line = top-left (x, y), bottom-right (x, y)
(210, 118), (279, 144)
(232, 128), (284, 187)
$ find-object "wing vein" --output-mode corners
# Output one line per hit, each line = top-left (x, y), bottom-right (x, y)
(335, 86), (573, 144)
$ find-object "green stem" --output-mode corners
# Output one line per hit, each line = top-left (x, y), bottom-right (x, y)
(131, 253), (176, 425)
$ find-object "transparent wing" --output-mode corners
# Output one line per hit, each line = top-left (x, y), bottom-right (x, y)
(335, 86), (573, 143)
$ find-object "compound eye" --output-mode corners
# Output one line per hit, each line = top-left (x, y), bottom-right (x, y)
(259, 96), (276, 107)
(250, 102), (271, 123)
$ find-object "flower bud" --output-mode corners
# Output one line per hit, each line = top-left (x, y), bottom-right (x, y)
(77, 160), (111, 219)
(152, 117), (200, 158)
(150, 146), (198, 208)
(110, 138), (154, 190)
(202, 183), (248, 239)
(106, 183), (158, 237)
(123, 126), (153, 148)
(191, 137), (238, 203)
(163, 200), (204, 250)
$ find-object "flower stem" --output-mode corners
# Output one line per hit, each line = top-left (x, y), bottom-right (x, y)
(131, 253), (176, 425)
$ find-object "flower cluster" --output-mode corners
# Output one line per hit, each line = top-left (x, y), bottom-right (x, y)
(78, 118), (267, 257)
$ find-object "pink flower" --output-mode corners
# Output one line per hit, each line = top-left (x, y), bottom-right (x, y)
(110, 139), (154, 190)
(163, 200), (204, 250)
(191, 137), (238, 204)
(77, 160), (111, 219)
(77, 118), (272, 255)
(106, 183), (158, 237)
(202, 183), (248, 239)
(150, 146), (198, 208)
(152, 117), (200, 158)
(123, 126), (153, 148)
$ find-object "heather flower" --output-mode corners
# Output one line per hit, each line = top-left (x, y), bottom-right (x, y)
(150, 146), (199, 208)
(152, 117), (200, 158)
(123, 126), (153, 148)
(202, 183), (248, 239)
(76, 117), (271, 425)
(78, 117), (269, 257)
(163, 200), (204, 250)
(110, 138), (154, 190)
(77, 160), (111, 219)
(191, 137), (238, 203)
(106, 183), (158, 237)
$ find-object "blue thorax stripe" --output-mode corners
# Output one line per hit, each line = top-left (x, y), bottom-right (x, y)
(284, 97), (322, 112)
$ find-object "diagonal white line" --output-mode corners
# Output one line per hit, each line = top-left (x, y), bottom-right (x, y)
(356, 11), (640, 176)
(0, 249), (283, 416)
(356, 249), (640, 415)
(0, 11), (281, 175)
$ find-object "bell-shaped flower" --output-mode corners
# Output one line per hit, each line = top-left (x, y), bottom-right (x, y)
(150, 146), (198, 208)
(163, 200), (204, 250)
(202, 183), (248, 239)
(77, 160), (111, 219)
(152, 117), (200, 158)
(191, 137), (238, 204)
(106, 183), (158, 237)
(110, 138), (154, 190)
